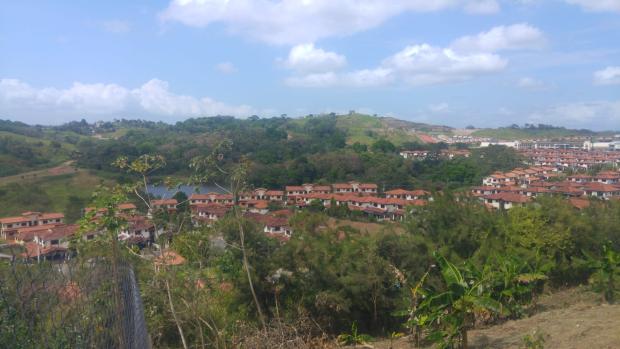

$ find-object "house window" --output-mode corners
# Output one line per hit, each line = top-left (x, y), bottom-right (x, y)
(51, 239), (59, 245)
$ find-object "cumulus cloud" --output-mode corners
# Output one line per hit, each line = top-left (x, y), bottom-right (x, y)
(384, 44), (507, 84)
(450, 23), (545, 53)
(283, 43), (347, 73)
(565, 0), (620, 13)
(286, 43), (507, 87)
(594, 66), (620, 85)
(159, 0), (501, 45)
(528, 100), (620, 130)
(215, 62), (238, 74)
(0, 78), (255, 124)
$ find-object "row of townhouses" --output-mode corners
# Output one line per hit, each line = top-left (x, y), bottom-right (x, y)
(475, 167), (620, 210)
(520, 149), (620, 170)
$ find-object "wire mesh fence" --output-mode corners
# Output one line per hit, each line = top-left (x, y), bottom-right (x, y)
(0, 257), (150, 349)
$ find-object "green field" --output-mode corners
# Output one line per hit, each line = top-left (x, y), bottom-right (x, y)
(0, 170), (113, 222)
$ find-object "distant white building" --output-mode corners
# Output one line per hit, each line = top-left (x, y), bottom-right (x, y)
(583, 141), (620, 151)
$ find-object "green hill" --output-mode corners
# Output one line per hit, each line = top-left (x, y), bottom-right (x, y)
(0, 128), (77, 177)
(291, 113), (452, 146)
(471, 125), (600, 140)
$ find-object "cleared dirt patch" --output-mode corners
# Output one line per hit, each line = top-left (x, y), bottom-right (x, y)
(327, 218), (405, 235)
(0, 161), (77, 185)
(469, 287), (620, 349)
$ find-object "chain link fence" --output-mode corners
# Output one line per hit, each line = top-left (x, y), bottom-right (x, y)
(0, 257), (150, 349)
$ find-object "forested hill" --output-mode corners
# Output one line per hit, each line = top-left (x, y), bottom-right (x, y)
(0, 114), (524, 191)
(71, 114), (521, 190)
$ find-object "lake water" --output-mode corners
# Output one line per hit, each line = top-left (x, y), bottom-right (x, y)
(146, 184), (228, 199)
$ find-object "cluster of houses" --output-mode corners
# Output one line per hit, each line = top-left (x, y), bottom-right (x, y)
(520, 149), (620, 170)
(188, 182), (432, 237)
(0, 212), (77, 261)
(0, 202), (162, 261)
(474, 166), (620, 210)
(0, 182), (433, 260)
(4, 164), (620, 261)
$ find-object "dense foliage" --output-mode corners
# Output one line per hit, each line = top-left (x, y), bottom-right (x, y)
(132, 195), (620, 348)
(66, 115), (523, 190)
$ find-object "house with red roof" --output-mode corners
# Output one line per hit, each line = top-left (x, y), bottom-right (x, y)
(385, 189), (430, 200)
(481, 192), (531, 210)
(332, 181), (378, 194)
(0, 212), (64, 240)
(189, 193), (234, 206)
(245, 212), (293, 239)
(151, 199), (178, 213)
(118, 215), (156, 245)
(191, 203), (231, 226)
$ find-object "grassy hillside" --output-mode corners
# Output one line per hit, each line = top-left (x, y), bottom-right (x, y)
(0, 123), (81, 176)
(335, 114), (421, 145)
(472, 126), (598, 140)
(0, 170), (113, 222)
(290, 113), (450, 146)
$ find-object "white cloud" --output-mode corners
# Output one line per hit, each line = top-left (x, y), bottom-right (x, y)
(0, 78), (255, 124)
(565, 0), (620, 13)
(283, 25), (552, 88)
(451, 23), (545, 53)
(101, 20), (131, 33)
(517, 77), (544, 89)
(594, 66), (620, 85)
(384, 44), (507, 84)
(464, 0), (500, 14)
(215, 62), (238, 74)
(287, 43), (506, 87)
(159, 0), (501, 45)
(283, 43), (347, 73)
(528, 100), (620, 130)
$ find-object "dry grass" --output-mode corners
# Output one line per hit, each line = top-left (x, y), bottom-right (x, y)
(327, 218), (406, 235)
(232, 318), (336, 349)
(364, 286), (620, 349)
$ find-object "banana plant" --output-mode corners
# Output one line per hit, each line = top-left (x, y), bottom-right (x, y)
(414, 252), (504, 349)
(483, 254), (547, 317)
(337, 322), (373, 347)
(585, 242), (620, 304)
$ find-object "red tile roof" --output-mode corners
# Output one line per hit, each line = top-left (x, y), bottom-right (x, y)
(152, 199), (178, 206)
(484, 192), (531, 203)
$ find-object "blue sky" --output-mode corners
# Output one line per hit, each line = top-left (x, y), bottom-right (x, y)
(0, 0), (619, 130)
